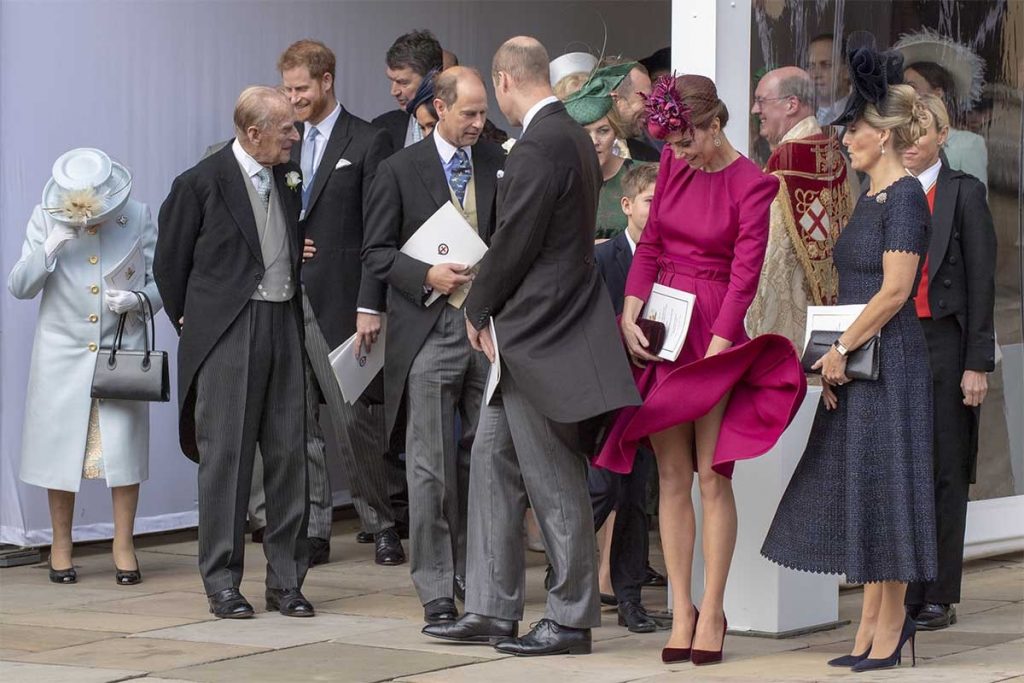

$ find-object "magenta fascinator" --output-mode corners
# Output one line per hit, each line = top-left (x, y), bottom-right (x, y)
(641, 73), (692, 140)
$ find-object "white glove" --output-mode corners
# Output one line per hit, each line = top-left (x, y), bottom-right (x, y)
(43, 223), (79, 260)
(105, 289), (141, 314)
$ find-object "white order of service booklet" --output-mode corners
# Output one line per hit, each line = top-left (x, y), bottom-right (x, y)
(803, 304), (871, 353)
(400, 202), (488, 307)
(641, 283), (696, 362)
(329, 316), (387, 404)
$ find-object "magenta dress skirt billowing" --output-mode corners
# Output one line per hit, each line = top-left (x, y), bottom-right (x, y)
(594, 259), (807, 478)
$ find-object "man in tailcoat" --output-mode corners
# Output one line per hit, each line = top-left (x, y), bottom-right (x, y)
(155, 86), (313, 618)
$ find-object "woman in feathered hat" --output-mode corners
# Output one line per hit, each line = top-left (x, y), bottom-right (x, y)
(8, 148), (162, 586)
(896, 28), (989, 189)
(762, 43), (938, 672)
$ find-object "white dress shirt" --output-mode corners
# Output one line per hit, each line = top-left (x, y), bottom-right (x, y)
(303, 102), (342, 182)
(232, 139), (269, 190)
(522, 96), (560, 133)
(625, 229), (638, 255)
(913, 158), (942, 193)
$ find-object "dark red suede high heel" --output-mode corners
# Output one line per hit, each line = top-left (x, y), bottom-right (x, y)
(661, 606), (699, 663)
(691, 613), (727, 666)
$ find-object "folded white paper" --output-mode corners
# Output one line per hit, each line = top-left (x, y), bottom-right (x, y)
(642, 283), (695, 362)
(103, 237), (144, 291)
(485, 318), (501, 405)
(400, 202), (488, 307)
(329, 316), (387, 404)
(803, 304), (869, 352)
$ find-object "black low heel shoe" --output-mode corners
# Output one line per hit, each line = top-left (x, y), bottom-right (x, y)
(114, 554), (142, 585)
(48, 557), (77, 584)
(851, 615), (917, 672)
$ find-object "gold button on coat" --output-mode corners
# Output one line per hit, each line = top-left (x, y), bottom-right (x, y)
(88, 342), (98, 352)
(90, 285), (99, 294)
(88, 314), (98, 323)
(88, 256), (98, 264)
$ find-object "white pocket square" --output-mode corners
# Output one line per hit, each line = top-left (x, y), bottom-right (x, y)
(496, 170), (505, 179)
(335, 158), (353, 169)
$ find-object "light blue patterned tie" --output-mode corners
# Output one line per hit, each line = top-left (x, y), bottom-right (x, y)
(255, 167), (271, 210)
(449, 149), (471, 206)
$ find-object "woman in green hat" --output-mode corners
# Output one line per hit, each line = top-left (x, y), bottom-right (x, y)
(563, 63), (638, 241)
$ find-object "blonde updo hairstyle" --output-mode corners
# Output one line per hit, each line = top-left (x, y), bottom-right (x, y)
(860, 83), (930, 152)
(916, 93), (951, 134)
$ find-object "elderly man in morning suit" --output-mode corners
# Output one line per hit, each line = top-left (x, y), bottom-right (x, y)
(423, 38), (640, 656)
(155, 87), (313, 619)
(746, 66), (855, 348)
(361, 66), (505, 627)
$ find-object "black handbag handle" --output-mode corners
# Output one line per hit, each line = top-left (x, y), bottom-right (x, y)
(106, 291), (156, 369)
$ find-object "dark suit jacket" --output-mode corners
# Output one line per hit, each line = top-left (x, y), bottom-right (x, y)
(926, 163), (997, 372)
(595, 232), (633, 315)
(293, 110), (393, 349)
(464, 101), (640, 424)
(154, 143), (304, 461)
(360, 134), (505, 437)
(371, 109), (411, 155)
(627, 137), (661, 162)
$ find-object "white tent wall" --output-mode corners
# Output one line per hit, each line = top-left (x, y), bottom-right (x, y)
(0, 0), (670, 546)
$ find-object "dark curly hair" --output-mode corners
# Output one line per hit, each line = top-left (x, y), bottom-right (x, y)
(386, 30), (443, 76)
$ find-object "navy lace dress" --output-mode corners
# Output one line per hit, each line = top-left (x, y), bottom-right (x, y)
(761, 176), (937, 584)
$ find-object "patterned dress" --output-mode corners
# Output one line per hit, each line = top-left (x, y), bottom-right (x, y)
(761, 176), (938, 584)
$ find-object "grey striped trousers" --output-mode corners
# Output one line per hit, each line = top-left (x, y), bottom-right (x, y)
(195, 299), (309, 594)
(250, 292), (398, 538)
(406, 304), (488, 603)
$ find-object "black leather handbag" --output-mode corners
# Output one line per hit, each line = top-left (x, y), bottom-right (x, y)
(91, 292), (170, 402)
(800, 330), (880, 381)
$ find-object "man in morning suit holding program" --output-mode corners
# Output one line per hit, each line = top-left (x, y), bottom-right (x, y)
(361, 66), (505, 627)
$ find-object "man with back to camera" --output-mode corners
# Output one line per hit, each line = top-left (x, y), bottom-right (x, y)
(423, 37), (640, 656)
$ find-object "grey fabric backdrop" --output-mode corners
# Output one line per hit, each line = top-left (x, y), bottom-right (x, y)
(0, 0), (669, 545)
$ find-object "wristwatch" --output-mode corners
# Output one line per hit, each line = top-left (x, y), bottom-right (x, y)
(832, 339), (849, 357)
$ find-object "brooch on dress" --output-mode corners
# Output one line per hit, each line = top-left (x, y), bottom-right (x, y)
(875, 192), (887, 204)
(116, 215), (128, 226)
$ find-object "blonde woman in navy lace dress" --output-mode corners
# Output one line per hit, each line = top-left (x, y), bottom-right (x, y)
(762, 48), (937, 673)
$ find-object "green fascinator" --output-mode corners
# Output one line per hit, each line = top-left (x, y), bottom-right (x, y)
(564, 61), (637, 126)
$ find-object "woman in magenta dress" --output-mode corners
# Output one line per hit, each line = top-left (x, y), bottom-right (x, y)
(595, 75), (806, 664)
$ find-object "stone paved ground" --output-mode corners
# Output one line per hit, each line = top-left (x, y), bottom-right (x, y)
(1, 518), (1021, 682)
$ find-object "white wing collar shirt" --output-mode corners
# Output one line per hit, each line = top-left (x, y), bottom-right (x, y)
(522, 95), (560, 134)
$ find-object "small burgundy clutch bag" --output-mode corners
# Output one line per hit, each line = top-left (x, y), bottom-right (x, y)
(636, 318), (666, 356)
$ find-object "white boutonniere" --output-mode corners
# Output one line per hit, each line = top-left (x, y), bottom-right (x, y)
(501, 138), (517, 155)
(285, 171), (302, 191)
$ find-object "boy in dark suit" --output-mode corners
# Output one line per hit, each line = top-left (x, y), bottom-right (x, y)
(592, 163), (661, 632)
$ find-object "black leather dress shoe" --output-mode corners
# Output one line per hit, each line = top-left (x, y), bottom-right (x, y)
(454, 574), (466, 602)
(424, 597), (458, 625)
(643, 565), (668, 587)
(422, 612), (518, 643)
(355, 530), (374, 544)
(494, 618), (591, 656)
(375, 528), (406, 566)
(251, 527), (265, 544)
(266, 587), (314, 617)
(914, 603), (956, 630)
(208, 587), (254, 619)
(308, 537), (330, 567)
(617, 601), (657, 633)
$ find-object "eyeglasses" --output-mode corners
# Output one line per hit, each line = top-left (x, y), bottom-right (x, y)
(753, 95), (794, 107)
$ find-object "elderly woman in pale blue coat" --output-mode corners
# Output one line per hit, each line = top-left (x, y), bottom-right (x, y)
(8, 149), (161, 585)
